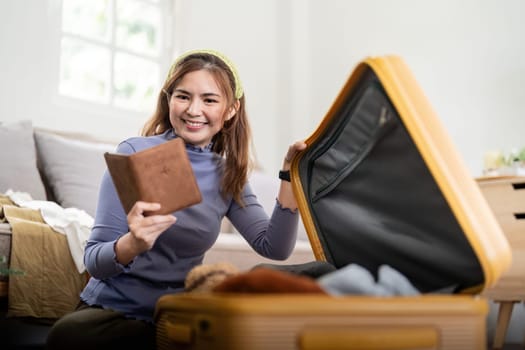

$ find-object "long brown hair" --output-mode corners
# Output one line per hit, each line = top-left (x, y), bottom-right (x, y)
(141, 52), (254, 205)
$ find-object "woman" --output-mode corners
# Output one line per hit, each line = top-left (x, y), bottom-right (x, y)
(46, 49), (306, 350)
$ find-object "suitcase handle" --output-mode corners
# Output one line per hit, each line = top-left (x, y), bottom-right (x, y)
(164, 320), (193, 344)
(298, 326), (438, 350)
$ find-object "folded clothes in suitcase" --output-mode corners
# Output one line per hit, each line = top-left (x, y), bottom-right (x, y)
(154, 55), (512, 350)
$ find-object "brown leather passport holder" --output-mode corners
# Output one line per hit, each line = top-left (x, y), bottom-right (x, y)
(104, 138), (202, 216)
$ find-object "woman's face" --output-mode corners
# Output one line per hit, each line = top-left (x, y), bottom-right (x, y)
(168, 69), (233, 149)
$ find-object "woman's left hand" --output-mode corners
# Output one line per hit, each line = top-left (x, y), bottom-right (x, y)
(282, 141), (307, 170)
(277, 140), (307, 211)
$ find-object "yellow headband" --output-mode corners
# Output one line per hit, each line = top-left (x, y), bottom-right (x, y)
(166, 49), (244, 100)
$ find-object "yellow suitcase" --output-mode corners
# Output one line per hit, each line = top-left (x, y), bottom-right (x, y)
(154, 55), (511, 350)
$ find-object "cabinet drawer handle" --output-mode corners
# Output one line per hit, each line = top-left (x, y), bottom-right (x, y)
(512, 182), (525, 190)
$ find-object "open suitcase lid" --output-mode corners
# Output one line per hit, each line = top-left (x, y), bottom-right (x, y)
(290, 55), (511, 294)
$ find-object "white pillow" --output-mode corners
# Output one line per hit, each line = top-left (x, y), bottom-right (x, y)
(0, 120), (47, 200)
(34, 130), (116, 217)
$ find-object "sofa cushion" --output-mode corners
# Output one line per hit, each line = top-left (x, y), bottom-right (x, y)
(34, 130), (116, 217)
(0, 121), (47, 200)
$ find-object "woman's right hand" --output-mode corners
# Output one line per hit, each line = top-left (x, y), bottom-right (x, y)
(115, 201), (177, 265)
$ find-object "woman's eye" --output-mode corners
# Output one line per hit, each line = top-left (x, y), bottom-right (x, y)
(204, 98), (218, 104)
(174, 94), (189, 100)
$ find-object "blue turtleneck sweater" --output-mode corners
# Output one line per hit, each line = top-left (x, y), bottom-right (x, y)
(80, 129), (299, 322)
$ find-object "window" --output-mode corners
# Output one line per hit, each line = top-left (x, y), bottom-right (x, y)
(58, 0), (172, 113)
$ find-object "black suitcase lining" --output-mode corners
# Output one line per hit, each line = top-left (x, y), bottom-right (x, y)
(298, 68), (483, 293)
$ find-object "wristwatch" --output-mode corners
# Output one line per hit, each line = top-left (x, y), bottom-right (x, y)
(278, 170), (291, 182)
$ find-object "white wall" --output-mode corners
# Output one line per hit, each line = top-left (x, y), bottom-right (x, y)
(306, 0), (525, 177)
(1, 0), (524, 176)
(173, 0), (285, 173)
(175, 0), (525, 176)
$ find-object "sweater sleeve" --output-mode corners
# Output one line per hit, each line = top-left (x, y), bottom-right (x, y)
(227, 183), (299, 260)
(84, 141), (137, 279)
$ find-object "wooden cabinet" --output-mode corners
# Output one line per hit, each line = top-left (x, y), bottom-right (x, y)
(477, 176), (525, 349)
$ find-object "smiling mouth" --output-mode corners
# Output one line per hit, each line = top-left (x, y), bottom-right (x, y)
(182, 118), (208, 127)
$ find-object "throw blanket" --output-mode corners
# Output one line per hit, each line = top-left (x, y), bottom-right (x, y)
(5, 190), (92, 273)
(0, 195), (87, 319)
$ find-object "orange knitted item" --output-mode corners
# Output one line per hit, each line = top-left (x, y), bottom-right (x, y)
(212, 267), (326, 294)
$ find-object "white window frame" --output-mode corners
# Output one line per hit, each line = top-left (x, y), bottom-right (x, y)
(47, 0), (175, 121)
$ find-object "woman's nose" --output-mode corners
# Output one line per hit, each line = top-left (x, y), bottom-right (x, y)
(187, 99), (203, 116)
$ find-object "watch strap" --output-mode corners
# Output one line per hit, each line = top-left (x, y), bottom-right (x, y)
(279, 170), (291, 182)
